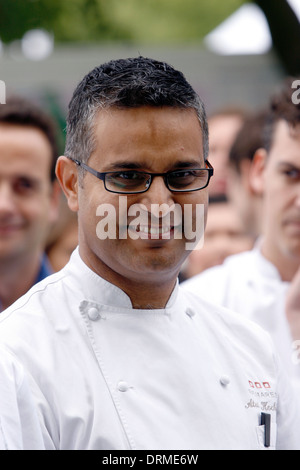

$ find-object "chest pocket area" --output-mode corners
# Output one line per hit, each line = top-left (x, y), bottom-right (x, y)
(256, 422), (277, 450)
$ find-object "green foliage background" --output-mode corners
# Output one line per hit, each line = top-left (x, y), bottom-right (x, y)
(0, 0), (246, 43)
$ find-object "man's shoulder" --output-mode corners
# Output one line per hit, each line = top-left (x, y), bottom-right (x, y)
(182, 250), (256, 291)
(180, 287), (275, 354)
(0, 269), (68, 333)
(0, 266), (76, 381)
(181, 285), (261, 329)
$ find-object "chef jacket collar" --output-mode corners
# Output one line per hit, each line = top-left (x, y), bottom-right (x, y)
(66, 247), (179, 310)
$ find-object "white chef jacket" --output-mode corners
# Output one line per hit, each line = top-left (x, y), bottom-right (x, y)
(0, 247), (299, 450)
(182, 242), (299, 387)
(0, 347), (44, 450)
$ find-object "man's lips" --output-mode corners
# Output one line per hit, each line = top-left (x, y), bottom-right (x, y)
(285, 221), (300, 231)
(282, 216), (300, 237)
(0, 223), (23, 234)
(127, 224), (181, 240)
(135, 225), (173, 235)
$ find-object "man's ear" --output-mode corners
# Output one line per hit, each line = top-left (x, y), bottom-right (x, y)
(48, 179), (62, 225)
(249, 148), (268, 196)
(55, 156), (79, 212)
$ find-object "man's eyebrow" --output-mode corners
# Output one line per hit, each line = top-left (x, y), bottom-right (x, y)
(15, 174), (41, 184)
(102, 161), (146, 171)
(170, 160), (204, 170)
(277, 161), (300, 171)
(103, 159), (204, 172)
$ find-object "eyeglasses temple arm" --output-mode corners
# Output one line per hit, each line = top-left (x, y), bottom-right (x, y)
(67, 157), (106, 181)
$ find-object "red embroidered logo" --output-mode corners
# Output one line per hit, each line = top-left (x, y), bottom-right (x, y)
(248, 381), (271, 389)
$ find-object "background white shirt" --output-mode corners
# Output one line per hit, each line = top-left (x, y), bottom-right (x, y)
(183, 243), (300, 387)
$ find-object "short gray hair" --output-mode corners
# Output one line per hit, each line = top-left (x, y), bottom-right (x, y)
(65, 56), (209, 164)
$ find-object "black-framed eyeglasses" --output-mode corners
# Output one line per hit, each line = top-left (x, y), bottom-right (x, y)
(68, 157), (214, 194)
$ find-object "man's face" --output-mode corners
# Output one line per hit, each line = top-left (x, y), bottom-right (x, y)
(262, 121), (300, 263)
(207, 114), (243, 196)
(0, 124), (57, 261)
(76, 106), (208, 285)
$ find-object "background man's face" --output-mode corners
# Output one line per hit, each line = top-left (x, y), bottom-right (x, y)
(0, 124), (56, 262)
(207, 114), (243, 196)
(263, 121), (300, 262)
(77, 106), (209, 285)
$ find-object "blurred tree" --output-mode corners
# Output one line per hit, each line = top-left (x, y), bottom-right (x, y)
(0, 0), (245, 44)
(0, 0), (62, 42)
(52, 0), (132, 41)
(1, 0), (299, 79)
(254, 0), (300, 76)
(105, 0), (245, 43)
(0, 0), (132, 43)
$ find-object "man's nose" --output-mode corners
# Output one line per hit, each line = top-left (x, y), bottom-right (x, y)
(134, 176), (175, 219)
(0, 183), (17, 214)
(138, 175), (175, 215)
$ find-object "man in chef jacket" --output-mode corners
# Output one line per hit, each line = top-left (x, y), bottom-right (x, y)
(184, 77), (300, 392)
(0, 347), (44, 450)
(0, 57), (299, 450)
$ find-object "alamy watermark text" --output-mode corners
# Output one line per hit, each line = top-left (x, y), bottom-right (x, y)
(292, 80), (300, 105)
(95, 196), (205, 251)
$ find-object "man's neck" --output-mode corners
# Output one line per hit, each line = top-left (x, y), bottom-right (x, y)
(114, 274), (178, 309)
(99, 265), (178, 309)
(79, 246), (179, 309)
(0, 252), (42, 311)
(260, 238), (299, 282)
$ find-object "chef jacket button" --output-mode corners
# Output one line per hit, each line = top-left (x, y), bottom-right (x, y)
(117, 381), (129, 392)
(87, 307), (100, 321)
(220, 375), (230, 386)
(185, 308), (195, 318)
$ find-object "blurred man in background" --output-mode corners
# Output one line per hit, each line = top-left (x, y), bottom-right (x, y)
(227, 109), (268, 239)
(180, 109), (263, 281)
(183, 77), (300, 389)
(180, 195), (255, 281)
(0, 97), (60, 310)
(207, 107), (246, 197)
